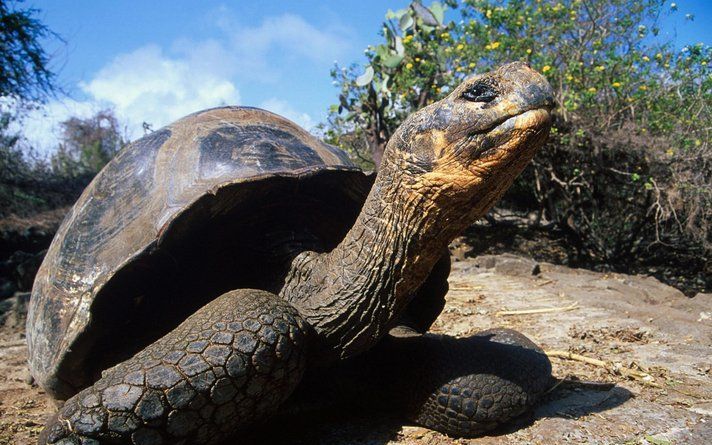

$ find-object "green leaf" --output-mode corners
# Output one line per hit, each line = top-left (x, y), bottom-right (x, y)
(395, 36), (405, 55)
(375, 44), (390, 60)
(399, 13), (414, 31)
(411, 1), (439, 27)
(429, 2), (445, 25)
(355, 66), (374, 87)
(386, 8), (408, 20)
(383, 53), (404, 68)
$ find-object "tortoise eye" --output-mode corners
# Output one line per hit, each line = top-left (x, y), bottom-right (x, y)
(462, 82), (498, 103)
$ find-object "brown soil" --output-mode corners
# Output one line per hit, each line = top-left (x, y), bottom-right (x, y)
(1, 255), (710, 444)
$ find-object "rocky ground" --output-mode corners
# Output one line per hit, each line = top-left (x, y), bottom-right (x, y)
(1, 254), (710, 445)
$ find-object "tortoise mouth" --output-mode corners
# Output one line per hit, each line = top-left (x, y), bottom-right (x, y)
(462, 108), (551, 160)
(470, 107), (551, 138)
(493, 108), (551, 141)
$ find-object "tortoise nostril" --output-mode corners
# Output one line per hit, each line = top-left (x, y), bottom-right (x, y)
(462, 82), (498, 103)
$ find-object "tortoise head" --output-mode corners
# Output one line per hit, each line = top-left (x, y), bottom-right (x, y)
(383, 61), (554, 210)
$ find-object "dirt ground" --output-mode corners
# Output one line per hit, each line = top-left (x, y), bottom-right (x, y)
(1, 254), (710, 444)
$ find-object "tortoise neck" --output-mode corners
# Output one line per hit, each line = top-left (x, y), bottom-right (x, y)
(279, 158), (472, 363)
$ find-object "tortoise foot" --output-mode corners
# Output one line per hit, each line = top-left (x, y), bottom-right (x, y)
(39, 289), (308, 445)
(407, 328), (552, 437)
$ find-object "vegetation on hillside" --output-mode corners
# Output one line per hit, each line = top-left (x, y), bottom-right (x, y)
(0, 2), (124, 218)
(323, 0), (710, 292)
(0, 0), (708, 293)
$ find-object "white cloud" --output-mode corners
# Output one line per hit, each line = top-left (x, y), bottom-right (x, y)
(231, 14), (351, 73)
(259, 98), (315, 130)
(19, 12), (351, 152)
(81, 44), (241, 134)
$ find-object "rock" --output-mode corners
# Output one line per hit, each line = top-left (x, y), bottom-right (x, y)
(1, 250), (45, 293)
(9, 250), (45, 290)
(467, 253), (541, 277)
(0, 292), (31, 329)
(0, 279), (17, 300)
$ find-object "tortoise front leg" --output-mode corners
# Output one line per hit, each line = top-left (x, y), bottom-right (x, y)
(39, 289), (309, 445)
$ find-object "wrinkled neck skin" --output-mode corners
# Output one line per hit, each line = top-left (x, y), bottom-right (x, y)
(280, 132), (535, 364)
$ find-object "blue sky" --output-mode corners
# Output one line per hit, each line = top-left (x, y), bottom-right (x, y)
(21, 0), (712, 152)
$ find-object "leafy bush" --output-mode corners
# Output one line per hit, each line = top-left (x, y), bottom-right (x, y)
(323, 0), (710, 290)
(0, 109), (124, 218)
(50, 110), (125, 178)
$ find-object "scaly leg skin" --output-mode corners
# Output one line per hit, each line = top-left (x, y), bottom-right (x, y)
(296, 328), (552, 438)
(39, 289), (309, 445)
(404, 329), (553, 436)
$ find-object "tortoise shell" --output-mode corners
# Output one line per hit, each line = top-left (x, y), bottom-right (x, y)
(27, 107), (374, 399)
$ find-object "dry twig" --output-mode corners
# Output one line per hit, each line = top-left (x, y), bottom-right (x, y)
(545, 350), (659, 387)
(496, 302), (579, 316)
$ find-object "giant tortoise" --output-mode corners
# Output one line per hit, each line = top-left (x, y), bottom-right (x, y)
(29, 62), (555, 444)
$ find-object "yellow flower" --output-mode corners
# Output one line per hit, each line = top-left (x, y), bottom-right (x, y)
(695, 139), (702, 146)
(415, 57), (421, 62)
(441, 32), (450, 39)
(639, 85), (648, 91)
(588, 87), (597, 93)
(566, 74), (573, 81)
(526, 48), (532, 54)
(542, 65), (551, 72)
(486, 9), (492, 18)
(406, 63), (413, 69)
(642, 55), (650, 62)
(457, 43), (465, 51)
(469, 62), (476, 68)
(595, 65), (605, 72)
(490, 41), (501, 49)
(655, 53), (662, 60)
(666, 149), (674, 156)
(612, 81), (621, 87)
(403, 35), (413, 43)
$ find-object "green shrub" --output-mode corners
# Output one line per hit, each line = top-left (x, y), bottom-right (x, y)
(324, 0), (710, 285)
